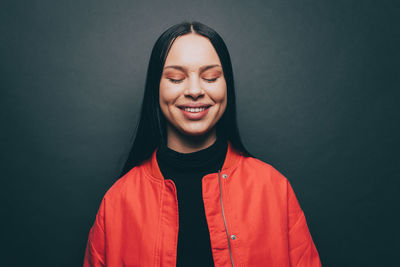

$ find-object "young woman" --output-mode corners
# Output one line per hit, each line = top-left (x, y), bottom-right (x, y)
(84, 21), (322, 267)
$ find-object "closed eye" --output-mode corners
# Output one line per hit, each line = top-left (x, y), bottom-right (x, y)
(203, 77), (218, 82)
(168, 78), (184, 84)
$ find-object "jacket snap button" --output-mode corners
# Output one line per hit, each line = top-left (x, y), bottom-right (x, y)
(222, 174), (228, 179)
(230, 234), (236, 240)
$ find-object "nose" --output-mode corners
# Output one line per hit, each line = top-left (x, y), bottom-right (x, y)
(184, 76), (204, 100)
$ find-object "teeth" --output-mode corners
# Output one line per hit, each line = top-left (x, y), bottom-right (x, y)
(183, 107), (207, 112)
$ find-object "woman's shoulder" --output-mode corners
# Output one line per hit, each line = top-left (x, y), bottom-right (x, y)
(102, 165), (149, 201)
(240, 155), (290, 185)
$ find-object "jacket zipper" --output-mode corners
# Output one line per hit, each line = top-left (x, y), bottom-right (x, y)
(168, 179), (180, 267)
(218, 170), (235, 267)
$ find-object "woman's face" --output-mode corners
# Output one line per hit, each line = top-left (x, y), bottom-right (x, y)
(159, 33), (227, 140)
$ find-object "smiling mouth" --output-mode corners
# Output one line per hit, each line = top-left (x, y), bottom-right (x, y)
(178, 106), (211, 113)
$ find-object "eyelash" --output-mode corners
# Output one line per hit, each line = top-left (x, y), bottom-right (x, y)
(168, 77), (218, 84)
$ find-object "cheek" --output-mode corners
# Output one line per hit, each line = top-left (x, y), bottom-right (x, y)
(159, 88), (172, 118)
(159, 83), (175, 105)
(215, 85), (228, 114)
(211, 84), (227, 104)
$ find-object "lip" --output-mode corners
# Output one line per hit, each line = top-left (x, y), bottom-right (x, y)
(177, 103), (212, 109)
(179, 106), (211, 120)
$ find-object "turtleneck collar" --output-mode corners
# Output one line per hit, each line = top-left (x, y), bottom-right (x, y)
(156, 136), (228, 173)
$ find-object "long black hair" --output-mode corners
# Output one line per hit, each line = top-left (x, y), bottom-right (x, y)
(119, 21), (253, 177)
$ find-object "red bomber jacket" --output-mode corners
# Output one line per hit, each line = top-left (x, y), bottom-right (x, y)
(84, 141), (322, 267)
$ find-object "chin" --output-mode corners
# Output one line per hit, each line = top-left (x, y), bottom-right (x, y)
(181, 129), (209, 137)
(180, 126), (213, 137)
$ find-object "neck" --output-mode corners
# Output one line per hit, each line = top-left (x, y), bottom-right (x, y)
(166, 125), (217, 153)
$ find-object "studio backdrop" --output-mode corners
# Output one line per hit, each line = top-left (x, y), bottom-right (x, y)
(1, 0), (398, 266)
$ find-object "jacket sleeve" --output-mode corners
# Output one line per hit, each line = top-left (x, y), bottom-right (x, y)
(287, 180), (322, 267)
(83, 197), (106, 267)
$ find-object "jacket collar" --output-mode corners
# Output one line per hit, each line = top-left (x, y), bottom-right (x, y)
(144, 140), (242, 181)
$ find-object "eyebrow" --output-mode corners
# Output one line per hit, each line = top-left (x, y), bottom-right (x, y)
(163, 64), (221, 74)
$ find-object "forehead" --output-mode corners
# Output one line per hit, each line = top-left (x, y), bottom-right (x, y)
(164, 34), (221, 70)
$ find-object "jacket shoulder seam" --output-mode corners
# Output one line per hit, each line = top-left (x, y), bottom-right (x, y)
(88, 238), (106, 266)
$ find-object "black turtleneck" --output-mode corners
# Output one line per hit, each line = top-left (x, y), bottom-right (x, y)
(156, 136), (228, 267)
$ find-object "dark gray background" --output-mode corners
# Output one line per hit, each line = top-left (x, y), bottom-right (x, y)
(1, 0), (399, 266)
